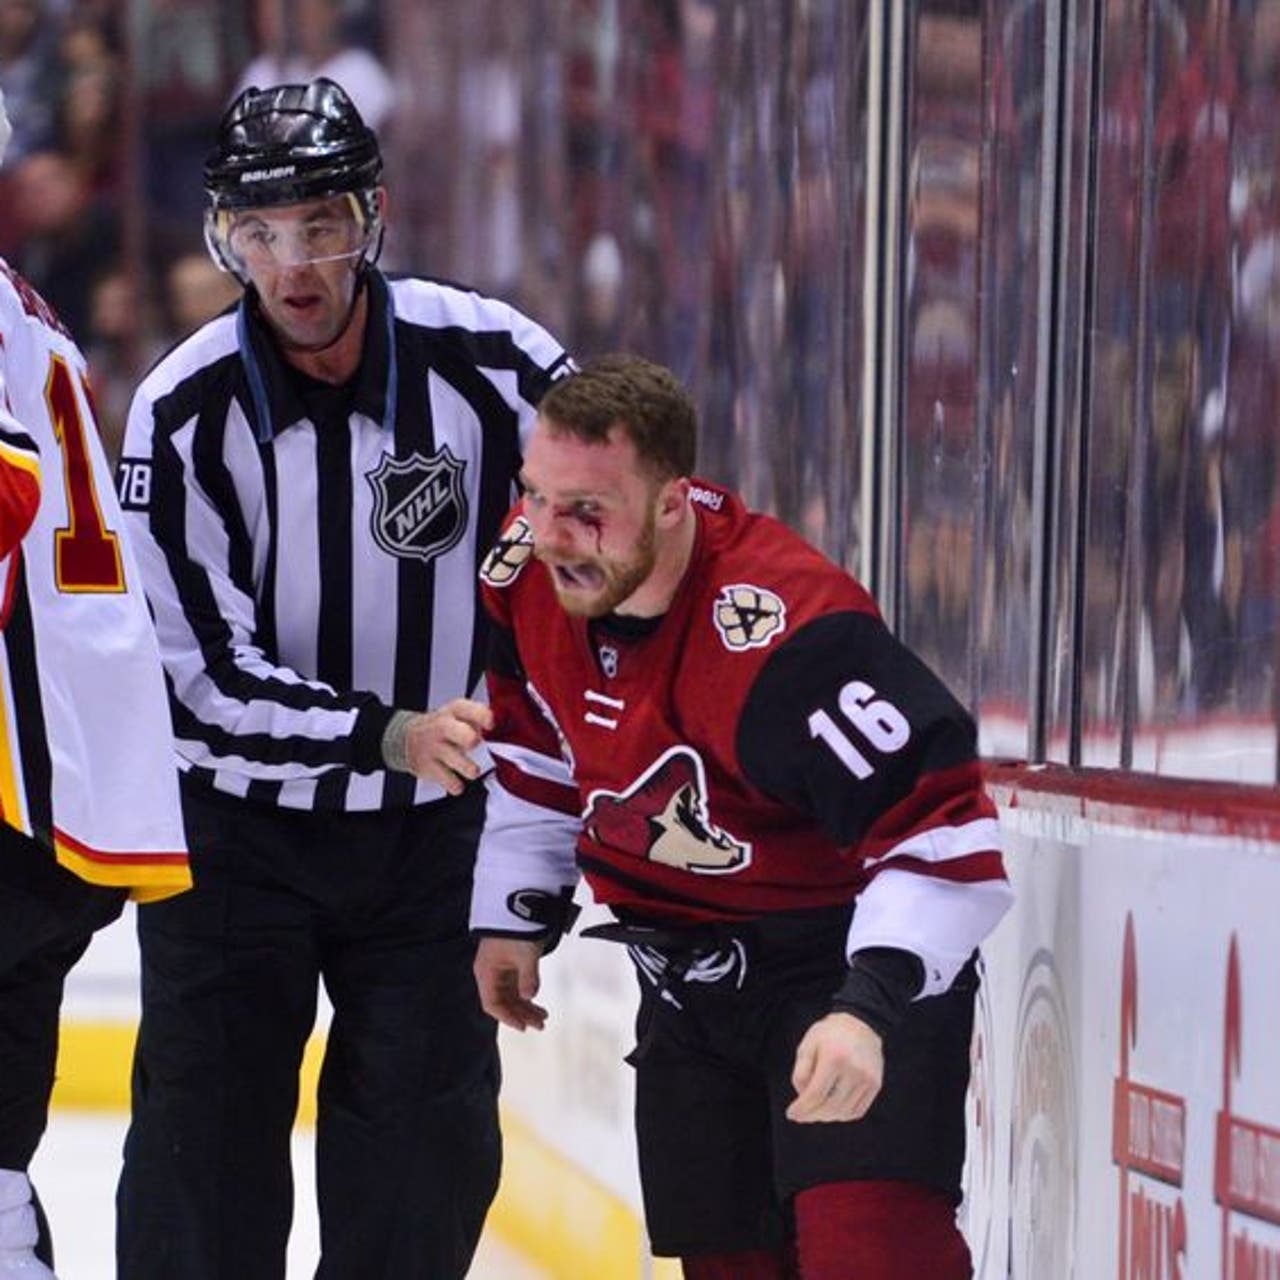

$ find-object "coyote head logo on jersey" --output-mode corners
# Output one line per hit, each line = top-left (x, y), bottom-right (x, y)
(713, 583), (786, 651)
(584, 746), (751, 875)
(367, 447), (468, 563)
(480, 516), (534, 586)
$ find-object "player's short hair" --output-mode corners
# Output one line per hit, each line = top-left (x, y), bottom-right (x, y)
(537, 354), (697, 480)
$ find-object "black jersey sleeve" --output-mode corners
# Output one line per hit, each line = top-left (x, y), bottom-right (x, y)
(736, 610), (980, 848)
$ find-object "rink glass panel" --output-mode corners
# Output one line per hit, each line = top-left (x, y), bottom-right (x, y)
(1044, 0), (1098, 770)
(695, 0), (869, 571)
(1071, 0), (1280, 781)
(895, 0), (1043, 752)
(376, 0), (1280, 783)
(896, 3), (985, 706)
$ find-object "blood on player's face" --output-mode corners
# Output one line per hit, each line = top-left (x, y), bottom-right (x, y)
(520, 419), (662, 618)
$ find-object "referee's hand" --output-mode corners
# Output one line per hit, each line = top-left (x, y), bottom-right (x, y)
(404, 698), (494, 793)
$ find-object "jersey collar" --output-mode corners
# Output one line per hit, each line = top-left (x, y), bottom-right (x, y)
(237, 267), (397, 443)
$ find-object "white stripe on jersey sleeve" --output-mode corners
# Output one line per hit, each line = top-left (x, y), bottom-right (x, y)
(0, 410), (39, 461)
(846, 866), (1014, 998)
(488, 739), (575, 787)
(471, 778), (581, 935)
(388, 279), (567, 410)
(862, 815), (1002, 870)
(492, 296), (572, 391)
(135, 313), (240, 403)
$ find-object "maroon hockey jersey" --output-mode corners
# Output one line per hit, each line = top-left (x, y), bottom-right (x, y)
(472, 481), (1010, 995)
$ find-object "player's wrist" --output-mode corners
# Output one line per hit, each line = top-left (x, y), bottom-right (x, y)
(471, 885), (580, 955)
(830, 947), (924, 1039)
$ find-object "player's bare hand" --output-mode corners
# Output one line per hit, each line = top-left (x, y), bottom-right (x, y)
(786, 1011), (884, 1123)
(404, 698), (494, 793)
(474, 936), (548, 1032)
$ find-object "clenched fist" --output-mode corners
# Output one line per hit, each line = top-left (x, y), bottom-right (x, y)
(786, 1011), (885, 1124)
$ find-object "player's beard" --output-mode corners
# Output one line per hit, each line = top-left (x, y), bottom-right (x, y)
(541, 509), (657, 619)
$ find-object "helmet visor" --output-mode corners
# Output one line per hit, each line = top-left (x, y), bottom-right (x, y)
(209, 193), (376, 273)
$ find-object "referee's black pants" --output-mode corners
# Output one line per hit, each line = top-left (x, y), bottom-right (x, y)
(0, 822), (126, 1267)
(116, 781), (500, 1280)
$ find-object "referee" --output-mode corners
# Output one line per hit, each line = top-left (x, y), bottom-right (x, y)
(114, 79), (571, 1280)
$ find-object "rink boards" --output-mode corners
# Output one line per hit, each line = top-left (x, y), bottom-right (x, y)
(56, 763), (1280, 1279)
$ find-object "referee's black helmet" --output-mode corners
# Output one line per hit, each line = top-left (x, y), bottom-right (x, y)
(204, 77), (382, 211)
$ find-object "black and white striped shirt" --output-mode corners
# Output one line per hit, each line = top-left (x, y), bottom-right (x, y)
(118, 269), (571, 812)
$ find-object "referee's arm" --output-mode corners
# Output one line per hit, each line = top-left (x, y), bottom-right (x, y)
(119, 391), (394, 783)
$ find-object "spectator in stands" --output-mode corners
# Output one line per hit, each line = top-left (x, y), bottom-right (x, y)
(0, 0), (61, 165)
(55, 8), (122, 194)
(8, 147), (118, 340)
(162, 248), (240, 340)
(82, 266), (152, 462)
(136, 3), (254, 264)
(59, 6), (117, 73)
(55, 59), (118, 196)
(235, 0), (395, 132)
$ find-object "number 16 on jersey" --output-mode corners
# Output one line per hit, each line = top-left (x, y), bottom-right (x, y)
(809, 680), (911, 779)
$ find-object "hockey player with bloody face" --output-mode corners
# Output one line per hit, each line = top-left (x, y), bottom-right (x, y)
(471, 354), (1013, 1280)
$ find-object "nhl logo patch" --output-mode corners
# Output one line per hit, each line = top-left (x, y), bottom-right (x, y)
(598, 644), (619, 678)
(366, 447), (468, 564)
(480, 516), (535, 586)
(713, 583), (787, 651)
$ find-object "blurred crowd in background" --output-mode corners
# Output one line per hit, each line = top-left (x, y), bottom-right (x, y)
(0, 0), (395, 460)
(1, 0), (1278, 776)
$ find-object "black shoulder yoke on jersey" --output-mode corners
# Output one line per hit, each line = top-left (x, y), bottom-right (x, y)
(735, 609), (979, 849)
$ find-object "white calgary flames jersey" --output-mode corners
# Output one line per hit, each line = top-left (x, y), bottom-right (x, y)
(0, 261), (189, 901)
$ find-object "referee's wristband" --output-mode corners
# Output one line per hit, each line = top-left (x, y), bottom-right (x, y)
(381, 709), (417, 774)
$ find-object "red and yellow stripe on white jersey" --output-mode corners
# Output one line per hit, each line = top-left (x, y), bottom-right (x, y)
(0, 259), (189, 901)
